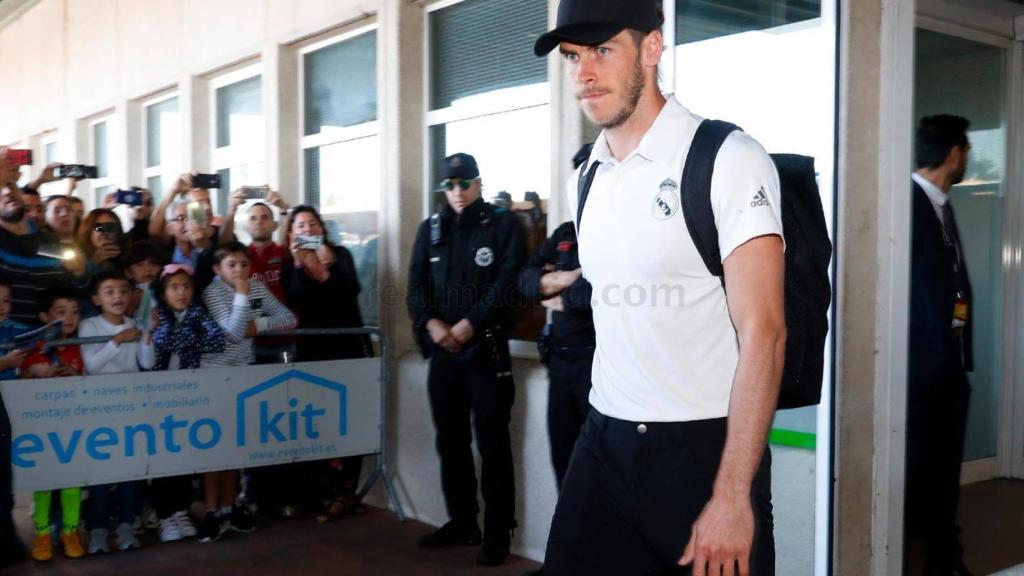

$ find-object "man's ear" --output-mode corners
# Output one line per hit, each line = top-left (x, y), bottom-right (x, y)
(642, 29), (665, 68)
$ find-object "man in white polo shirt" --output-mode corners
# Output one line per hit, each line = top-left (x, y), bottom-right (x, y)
(534, 1), (786, 575)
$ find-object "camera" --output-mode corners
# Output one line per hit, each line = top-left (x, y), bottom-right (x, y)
(7, 149), (32, 167)
(187, 201), (208, 229)
(192, 173), (221, 189)
(242, 185), (270, 200)
(52, 165), (99, 179)
(294, 234), (323, 251)
(115, 188), (144, 207)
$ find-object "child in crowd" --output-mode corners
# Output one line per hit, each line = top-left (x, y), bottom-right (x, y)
(0, 277), (31, 565)
(79, 270), (155, 554)
(150, 263), (225, 542)
(200, 242), (295, 542)
(125, 241), (164, 318)
(20, 285), (85, 561)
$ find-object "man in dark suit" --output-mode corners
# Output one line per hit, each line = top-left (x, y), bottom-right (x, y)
(907, 114), (974, 576)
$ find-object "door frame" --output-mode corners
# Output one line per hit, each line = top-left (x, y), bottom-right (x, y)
(915, 4), (1024, 482)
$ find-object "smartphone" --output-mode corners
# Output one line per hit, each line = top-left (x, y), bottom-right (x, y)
(294, 234), (323, 251)
(53, 165), (99, 179)
(242, 185), (270, 200)
(115, 189), (144, 207)
(7, 149), (32, 167)
(192, 173), (221, 189)
(187, 201), (208, 228)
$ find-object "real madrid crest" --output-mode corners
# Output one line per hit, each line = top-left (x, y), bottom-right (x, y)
(475, 246), (495, 267)
(651, 178), (680, 221)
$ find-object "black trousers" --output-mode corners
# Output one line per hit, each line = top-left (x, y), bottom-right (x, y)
(427, 342), (515, 536)
(545, 411), (774, 576)
(547, 347), (594, 489)
(152, 475), (195, 519)
(905, 368), (971, 573)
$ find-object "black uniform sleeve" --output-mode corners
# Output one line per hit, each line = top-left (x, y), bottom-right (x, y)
(518, 230), (561, 303)
(464, 213), (527, 331)
(406, 221), (437, 330)
(561, 277), (593, 311)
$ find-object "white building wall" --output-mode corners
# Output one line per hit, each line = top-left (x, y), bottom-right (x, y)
(0, 0), (818, 571)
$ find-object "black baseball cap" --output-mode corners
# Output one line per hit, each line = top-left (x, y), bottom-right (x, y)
(443, 153), (480, 180)
(534, 0), (662, 57)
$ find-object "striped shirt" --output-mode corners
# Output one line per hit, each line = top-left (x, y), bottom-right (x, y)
(0, 228), (86, 326)
(201, 276), (296, 367)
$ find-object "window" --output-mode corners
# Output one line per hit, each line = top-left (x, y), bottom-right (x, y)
(427, 0), (550, 208)
(211, 66), (264, 213)
(143, 94), (181, 202)
(674, 0), (821, 45)
(39, 132), (61, 196)
(301, 26), (379, 325)
(89, 116), (114, 208)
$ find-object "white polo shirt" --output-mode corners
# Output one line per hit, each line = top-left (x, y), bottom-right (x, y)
(568, 96), (784, 422)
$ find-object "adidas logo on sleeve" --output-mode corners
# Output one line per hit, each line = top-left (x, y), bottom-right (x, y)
(750, 187), (771, 208)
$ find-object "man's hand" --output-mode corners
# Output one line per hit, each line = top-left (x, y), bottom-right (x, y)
(540, 295), (564, 312)
(449, 319), (474, 345)
(227, 189), (247, 214)
(426, 319), (461, 354)
(679, 493), (755, 576)
(540, 269), (582, 297)
(131, 190), (153, 221)
(31, 162), (63, 189)
(0, 348), (29, 371)
(113, 328), (141, 345)
(0, 148), (19, 188)
(266, 191), (289, 211)
(173, 172), (195, 197)
(246, 321), (258, 338)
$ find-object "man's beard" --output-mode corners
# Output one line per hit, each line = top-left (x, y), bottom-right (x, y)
(952, 164), (967, 186)
(1, 204), (25, 224)
(598, 55), (646, 130)
(251, 232), (273, 242)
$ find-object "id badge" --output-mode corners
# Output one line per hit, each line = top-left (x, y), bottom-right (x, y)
(954, 298), (969, 324)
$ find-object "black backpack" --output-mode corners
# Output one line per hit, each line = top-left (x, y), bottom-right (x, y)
(577, 120), (832, 409)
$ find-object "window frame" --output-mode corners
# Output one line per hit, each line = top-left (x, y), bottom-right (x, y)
(87, 113), (115, 208)
(142, 90), (181, 200)
(297, 21), (381, 215)
(209, 62), (264, 213)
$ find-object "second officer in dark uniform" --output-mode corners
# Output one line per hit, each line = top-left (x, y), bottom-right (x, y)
(407, 152), (527, 567)
(519, 149), (595, 489)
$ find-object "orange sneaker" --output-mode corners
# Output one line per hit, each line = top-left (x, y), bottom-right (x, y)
(30, 533), (52, 562)
(61, 531), (85, 559)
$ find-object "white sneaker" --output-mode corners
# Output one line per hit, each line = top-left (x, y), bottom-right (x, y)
(174, 510), (197, 538)
(158, 517), (182, 542)
(87, 528), (109, 554)
(115, 522), (141, 551)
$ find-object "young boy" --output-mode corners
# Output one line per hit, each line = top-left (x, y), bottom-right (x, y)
(124, 241), (164, 320)
(20, 285), (85, 561)
(200, 242), (295, 542)
(0, 277), (31, 567)
(78, 270), (155, 554)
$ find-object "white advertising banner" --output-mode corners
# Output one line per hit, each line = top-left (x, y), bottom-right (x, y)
(1, 359), (382, 492)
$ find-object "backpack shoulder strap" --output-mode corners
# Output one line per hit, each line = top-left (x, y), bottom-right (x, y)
(576, 143), (600, 231)
(680, 119), (741, 278)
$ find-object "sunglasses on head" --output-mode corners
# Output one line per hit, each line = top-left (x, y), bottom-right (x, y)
(93, 223), (120, 235)
(442, 179), (474, 192)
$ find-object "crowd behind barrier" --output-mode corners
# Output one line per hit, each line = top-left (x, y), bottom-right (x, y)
(0, 154), (391, 561)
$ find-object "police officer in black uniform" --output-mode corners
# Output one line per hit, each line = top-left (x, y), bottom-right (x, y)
(407, 153), (527, 567)
(519, 149), (595, 489)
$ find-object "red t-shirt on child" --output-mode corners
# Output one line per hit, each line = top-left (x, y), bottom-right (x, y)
(249, 243), (287, 303)
(22, 345), (84, 375)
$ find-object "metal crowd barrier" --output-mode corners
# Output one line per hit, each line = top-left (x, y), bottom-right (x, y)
(1, 327), (405, 522)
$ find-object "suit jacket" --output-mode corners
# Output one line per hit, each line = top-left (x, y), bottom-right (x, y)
(908, 180), (974, 396)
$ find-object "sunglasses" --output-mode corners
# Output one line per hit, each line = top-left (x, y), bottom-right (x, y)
(442, 179), (474, 192)
(93, 223), (120, 235)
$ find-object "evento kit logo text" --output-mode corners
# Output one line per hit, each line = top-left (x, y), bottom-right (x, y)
(11, 370), (348, 468)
